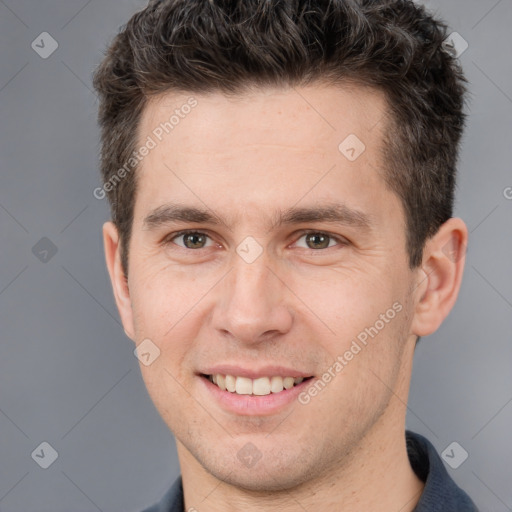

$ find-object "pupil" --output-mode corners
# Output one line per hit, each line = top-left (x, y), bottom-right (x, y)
(307, 233), (329, 249)
(185, 233), (205, 248)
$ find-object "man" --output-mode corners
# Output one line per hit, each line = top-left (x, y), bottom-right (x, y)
(92, 0), (478, 510)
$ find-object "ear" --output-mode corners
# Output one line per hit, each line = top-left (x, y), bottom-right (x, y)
(411, 217), (468, 338)
(103, 221), (136, 341)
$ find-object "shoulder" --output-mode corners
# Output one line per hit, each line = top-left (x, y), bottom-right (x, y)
(139, 475), (184, 512)
(406, 430), (479, 511)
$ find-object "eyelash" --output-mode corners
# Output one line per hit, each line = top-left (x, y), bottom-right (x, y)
(163, 229), (348, 252)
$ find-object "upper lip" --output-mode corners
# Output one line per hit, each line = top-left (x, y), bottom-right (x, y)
(199, 365), (313, 379)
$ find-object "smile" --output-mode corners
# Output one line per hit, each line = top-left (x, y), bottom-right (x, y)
(202, 374), (314, 396)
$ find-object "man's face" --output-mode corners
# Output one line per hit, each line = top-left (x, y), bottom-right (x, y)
(117, 84), (421, 489)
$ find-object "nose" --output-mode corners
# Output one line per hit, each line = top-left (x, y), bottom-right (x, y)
(212, 254), (293, 346)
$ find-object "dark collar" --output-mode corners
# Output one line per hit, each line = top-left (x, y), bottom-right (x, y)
(406, 430), (479, 511)
(142, 431), (478, 511)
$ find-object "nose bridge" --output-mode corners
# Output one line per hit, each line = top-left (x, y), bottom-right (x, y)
(228, 252), (276, 313)
(213, 250), (292, 342)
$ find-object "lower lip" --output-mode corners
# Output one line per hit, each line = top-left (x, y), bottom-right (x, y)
(199, 375), (314, 416)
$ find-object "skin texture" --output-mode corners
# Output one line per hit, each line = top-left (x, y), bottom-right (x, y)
(103, 84), (468, 512)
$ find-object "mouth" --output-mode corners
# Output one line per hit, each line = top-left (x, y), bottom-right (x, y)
(200, 373), (314, 396)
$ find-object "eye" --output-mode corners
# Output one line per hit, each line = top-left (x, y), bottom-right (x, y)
(293, 231), (346, 250)
(166, 230), (215, 249)
(163, 229), (347, 252)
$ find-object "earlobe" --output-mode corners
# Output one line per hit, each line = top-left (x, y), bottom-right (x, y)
(411, 218), (468, 338)
(103, 221), (136, 341)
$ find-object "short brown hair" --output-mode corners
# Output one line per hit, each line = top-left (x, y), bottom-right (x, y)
(92, 0), (467, 275)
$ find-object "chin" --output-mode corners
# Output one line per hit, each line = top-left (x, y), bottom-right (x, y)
(210, 463), (308, 493)
(193, 442), (321, 493)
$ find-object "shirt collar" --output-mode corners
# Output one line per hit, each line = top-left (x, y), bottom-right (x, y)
(406, 430), (479, 511)
(147, 430), (478, 511)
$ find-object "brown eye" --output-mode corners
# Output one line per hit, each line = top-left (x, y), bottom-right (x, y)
(169, 231), (213, 249)
(304, 233), (331, 249)
(294, 232), (340, 250)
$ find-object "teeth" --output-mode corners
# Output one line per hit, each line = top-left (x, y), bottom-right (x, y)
(283, 377), (295, 389)
(270, 376), (284, 393)
(216, 374), (226, 391)
(208, 374), (307, 395)
(225, 374), (236, 392)
(235, 377), (253, 395)
(252, 377), (270, 395)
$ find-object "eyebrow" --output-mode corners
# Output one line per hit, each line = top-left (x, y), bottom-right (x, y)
(142, 202), (373, 232)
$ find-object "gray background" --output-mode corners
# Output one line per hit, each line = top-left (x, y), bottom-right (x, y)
(0, 0), (511, 510)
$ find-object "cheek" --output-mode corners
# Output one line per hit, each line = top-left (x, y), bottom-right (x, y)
(290, 266), (410, 398)
(128, 261), (211, 338)
(290, 266), (399, 337)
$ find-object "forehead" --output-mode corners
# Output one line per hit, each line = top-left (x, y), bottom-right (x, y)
(133, 84), (396, 228)
(140, 83), (389, 155)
